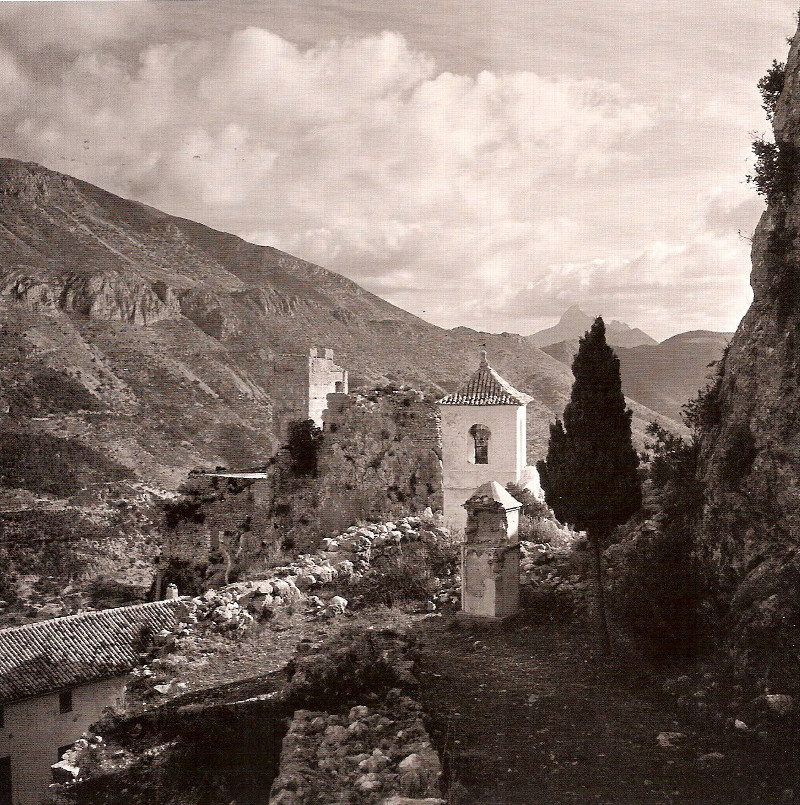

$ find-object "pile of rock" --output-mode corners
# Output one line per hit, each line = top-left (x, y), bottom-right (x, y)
(270, 694), (444, 805)
(519, 540), (588, 599)
(147, 515), (459, 644)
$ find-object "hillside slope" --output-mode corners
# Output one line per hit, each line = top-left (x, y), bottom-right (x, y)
(0, 159), (677, 491)
(543, 331), (732, 421)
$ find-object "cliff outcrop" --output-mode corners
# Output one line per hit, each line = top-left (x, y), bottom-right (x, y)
(698, 27), (800, 683)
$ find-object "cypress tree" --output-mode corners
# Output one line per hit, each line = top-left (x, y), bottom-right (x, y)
(537, 317), (641, 651)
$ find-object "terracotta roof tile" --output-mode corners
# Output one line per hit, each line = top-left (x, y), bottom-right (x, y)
(0, 600), (181, 703)
(437, 360), (532, 406)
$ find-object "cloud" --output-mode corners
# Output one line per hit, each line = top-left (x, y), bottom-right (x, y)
(0, 10), (774, 340)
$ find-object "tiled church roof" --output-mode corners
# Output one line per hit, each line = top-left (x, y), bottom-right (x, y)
(0, 600), (182, 704)
(437, 356), (532, 406)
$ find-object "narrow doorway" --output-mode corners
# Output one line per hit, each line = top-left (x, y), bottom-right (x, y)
(0, 755), (12, 805)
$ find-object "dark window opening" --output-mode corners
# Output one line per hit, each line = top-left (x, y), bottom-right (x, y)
(59, 690), (73, 714)
(469, 424), (491, 465)
(0, 755), (11, 805)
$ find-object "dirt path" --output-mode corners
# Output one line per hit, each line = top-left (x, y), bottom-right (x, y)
(415, 617), (800, 805)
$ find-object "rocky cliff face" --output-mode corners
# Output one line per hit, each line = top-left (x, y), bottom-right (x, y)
(698, 29), (800, 683)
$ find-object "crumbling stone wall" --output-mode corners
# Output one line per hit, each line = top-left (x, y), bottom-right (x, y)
(315, 388), (442, 534)
(159, 475), (277, 591)
(162, 387), (443, 579)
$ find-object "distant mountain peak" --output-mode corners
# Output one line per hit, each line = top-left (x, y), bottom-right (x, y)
(529, 307), (656, 349)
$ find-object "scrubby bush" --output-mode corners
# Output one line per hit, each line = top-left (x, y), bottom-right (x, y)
(350, 531), (459, 608)
(157, 558), (207, 598)
(86, 577), (146, 609)
(6, 368), (102, 416)
(507, 482), (577, 547)
(610, 525), (700, 660)
(287, 419), (323, 476)
(609, 423), (707, 660)
(0, 544), (18, 605)
(0, 431), (132, 496)
(759, 59), (786, 120)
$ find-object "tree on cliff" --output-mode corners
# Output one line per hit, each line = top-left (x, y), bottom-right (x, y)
(537, 317), (641, 652)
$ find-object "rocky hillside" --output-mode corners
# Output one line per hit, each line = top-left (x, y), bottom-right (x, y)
(0, 159), (676, 492)
(697, 28), (800, 685)
(528, 305), (656, 349)
(544, 330), (732, 421)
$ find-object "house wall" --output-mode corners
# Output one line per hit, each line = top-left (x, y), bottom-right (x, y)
(439, 404), (526, 529)
(0, 676), (126, 805)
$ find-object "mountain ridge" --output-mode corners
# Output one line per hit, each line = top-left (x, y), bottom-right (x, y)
(0, 159), (680, 490)
(529, 304), (657, 349)
(542, 330), (732, 422)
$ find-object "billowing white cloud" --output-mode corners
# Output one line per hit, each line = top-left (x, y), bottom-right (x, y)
(0, 4), (783, 340)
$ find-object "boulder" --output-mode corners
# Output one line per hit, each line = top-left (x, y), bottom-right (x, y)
(765, 694), (795, 715)
(51, 760), (81, 783)
(329, 596), (348, 613)
(355, 773), (383, 793)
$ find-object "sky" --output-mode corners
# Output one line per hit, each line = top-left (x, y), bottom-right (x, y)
(0, 0), (796, 340)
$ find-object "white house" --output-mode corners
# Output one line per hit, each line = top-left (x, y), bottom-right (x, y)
(437, 352), (533, 529)
(0, 601), (180, 805)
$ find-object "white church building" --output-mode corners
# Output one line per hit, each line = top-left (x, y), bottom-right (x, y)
(437, 351), (541, 529)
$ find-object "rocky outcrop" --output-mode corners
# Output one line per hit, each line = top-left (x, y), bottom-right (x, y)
(60, 271), (180, 325)
(697, 27), (800, 684)
(0, 265), (180, 325)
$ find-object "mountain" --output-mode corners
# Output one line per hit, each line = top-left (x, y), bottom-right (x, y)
(542, 330), (732, 422)
(0, 159), (679, 493)
(529, 305), (657, 349)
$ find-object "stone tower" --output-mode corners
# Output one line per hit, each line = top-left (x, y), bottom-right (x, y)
(436, 352), (531, 529)
(270, 347), (348, 442)
(460, 481), (522, 620)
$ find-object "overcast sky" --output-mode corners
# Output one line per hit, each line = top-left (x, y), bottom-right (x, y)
(0, 0), (796, 340)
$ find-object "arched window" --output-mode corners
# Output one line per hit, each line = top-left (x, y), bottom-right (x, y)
(469, 424), (491, 464)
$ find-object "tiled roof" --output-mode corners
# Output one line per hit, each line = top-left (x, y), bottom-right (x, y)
(437, 359), (532, 406)
(0, 600), (182, 704)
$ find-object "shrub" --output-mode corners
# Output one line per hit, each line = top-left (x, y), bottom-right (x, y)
(158, 558), (207, 598)
(610, 524), (701, 660)
(287, 419), (323, 476)
(747, 138), (800, 205)
(354, 563), (438, 608)
(6, 368), (102, 416)
(350, 531), (459, 608)
(720, 422), (757, 490)
(0, 431), (132, 496)
(1, 510), (104, 580)
(683, 375), (723, 435)
(0, 544), (18, 604)
(86, 577), (146, 608)
(758, 60), (786, 121)
(610, 422), (706, 660)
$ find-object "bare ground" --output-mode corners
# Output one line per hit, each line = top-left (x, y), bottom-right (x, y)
(415, 616), (800, 805)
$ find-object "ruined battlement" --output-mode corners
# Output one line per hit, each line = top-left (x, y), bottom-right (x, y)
(270, 347), (347, 441)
